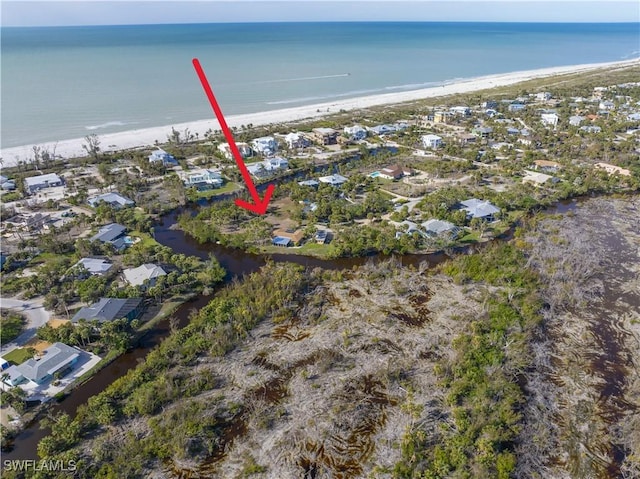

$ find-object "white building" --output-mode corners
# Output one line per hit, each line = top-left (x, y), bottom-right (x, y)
(344, 125), (368, 141)
(284, 132), (310, 149)
(421, 134), (443, 149)
(24, 173), (64, 195)
(246, 157), (289, 179)
(541, 113), (560, 128)
(180, 169), (223, 188)
(251, 137), (278, 156)
(218, 142), (253, 160)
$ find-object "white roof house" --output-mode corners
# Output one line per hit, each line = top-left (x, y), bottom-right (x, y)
(218, 142), (253, 160)
(460, 199), (500, 220)
(87, 192), (134, 209)
(421, 134), (443, 149)
(123, 264), (167, 288)
(569, 115), (585, 126)
(284, 132), (310, 149)
(522, 170), (554, 186)
(24, 173), (64, 195)
(541, 113), (560, 127)
(450, 106), (470, 116)
(246, 157), (288, 179)
(181, 169), (223, 187)
(422, 219), (460, 237)
(251, 136), (278, 156)
(344, 125), (368, 140)
(72, 258), (113, 276)
(318, 174), (348, 186)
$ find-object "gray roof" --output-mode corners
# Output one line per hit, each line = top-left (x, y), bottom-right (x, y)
(72, 297), (142, 323)
(91, 223), (127, 243)
(422, 219), (458, 235)
(73, 258), (113, 275)
(88, 192), (134, 208)
(24, 173), (62, 188)
(16, 342), (79, 383)
(460, 199), (500, 219)
(318, 174), (348, 185)
(123, 264), (166, 286)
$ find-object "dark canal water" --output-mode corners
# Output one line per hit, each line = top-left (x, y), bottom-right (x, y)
(2, 198), (580, 460)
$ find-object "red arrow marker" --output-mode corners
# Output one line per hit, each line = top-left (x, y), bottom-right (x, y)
(192, 58), (274, 215)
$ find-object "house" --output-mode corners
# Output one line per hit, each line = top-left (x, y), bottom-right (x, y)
(3, 213), (51, 232)
(1, 365), (27, 387)
(482, 100), (498, 109)
(522, 170), (555, 186)
(246, 157), (288, 179)
(458, 133), (478, 145)
(272, 236), (291, 247)
(626, 112), (640, 122)
(369, 124), (397, 136)
(459, 198), (500, 221)
(1, 179), (16, 191)
(450, 106), (470, 116)
(599, 100), (615, 110)
(535, 92), (552, 101)
(72, 297), (143, 324)
(298, 179), (320, 188)
(379, 165), (404, 180)
(284, 132), (311, 149)
(472, 126), (493, 138)
(251, 137), (278, 156)
(569, 115), (585, 126)
(422, 219), (460, 238)
(433, 111), (450, 124)
(218, 142), (254, 160)
(88, 192), (134, 209)
(491, 142), (513, 151)
(595, 163), (631, 176)
(343, 125), (368, 141)
(541, 113), (560, 128)
(311, 128), (338, 145)
(148, 148), (178, 166)
(181, 169), (223, 189)
(273, 229), (304, 246)
(123, 263), (167, 288)
(533, 160), (561, 173)
(90, 223), (130, 251)
(508, 103), (526, 112)
(421, 134), (443, 149)
(580, 125), (602, 134)
(314, 230), (329, 244)
(24, 173), (64, 195)
(13, 342), (80, 385)
(318, 174), (348, 186)
(71, 258), (113, 276)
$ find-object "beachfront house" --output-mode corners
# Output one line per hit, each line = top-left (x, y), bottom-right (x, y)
(123, 263), (167, 288)
(24, 173), (64, 195)
(450, 106), (470, 116)
(148, 148), (178, 167)
(459, 198), (500, 221)
(72, 297), (143, 324)
(251, 137), (278, 156)
(541, 113), (560, 128)
(369, 124), (396, 136)
(3, 343), (81, 386)
(344, 125), (368, 141)
(421, 134), (443, 149)
(535, 92), (552, 101)
(87, 192), (135, 209)
(218, 142), (254, 160)
(311, 128), (338, 145)
(90, 223), (130, 251)
(180, 169), (223, 189)
(284, 132), (311, 149)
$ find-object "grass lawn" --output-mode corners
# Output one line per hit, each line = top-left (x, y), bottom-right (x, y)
(458, 231), (480, 244)
(3, 347), (34, 365)
(196, 182), (241, 198)
(130, 230), (160, 248)
(261, 242), (333, 258)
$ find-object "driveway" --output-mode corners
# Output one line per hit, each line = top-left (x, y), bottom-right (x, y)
(0, 297), (51, 354)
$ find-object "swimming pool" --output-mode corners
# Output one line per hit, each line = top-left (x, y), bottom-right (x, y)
(369, 171), (380, 178)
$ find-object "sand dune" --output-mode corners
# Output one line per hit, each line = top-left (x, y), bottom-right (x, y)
(1, 58), (638, 168)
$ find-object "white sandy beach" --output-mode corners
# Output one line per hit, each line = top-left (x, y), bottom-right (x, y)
(1, 58), (638, 168)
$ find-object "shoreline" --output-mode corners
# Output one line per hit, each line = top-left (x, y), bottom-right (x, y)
(1, 57), (638, 168)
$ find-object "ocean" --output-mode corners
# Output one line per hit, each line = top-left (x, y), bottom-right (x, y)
(1, 22), (638, 149)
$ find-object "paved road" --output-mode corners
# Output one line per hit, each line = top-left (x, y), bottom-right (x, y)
(0, 297), (51, 354)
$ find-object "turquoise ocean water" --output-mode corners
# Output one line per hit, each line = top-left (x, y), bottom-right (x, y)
(1, 22), (639, 148)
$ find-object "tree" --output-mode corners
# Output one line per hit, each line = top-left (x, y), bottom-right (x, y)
(82, 134), (101, 161)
